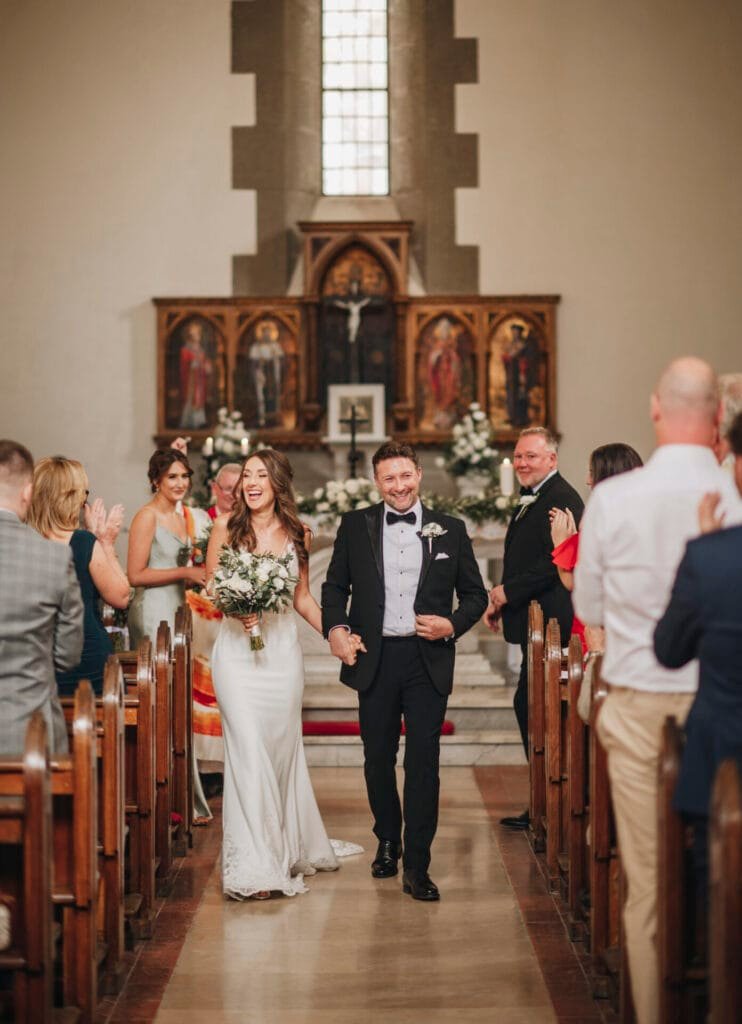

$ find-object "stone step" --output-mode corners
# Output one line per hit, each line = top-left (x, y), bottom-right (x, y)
(303, 684), (517, 730)
(303, 729), (525, 767)
(303, 653), (505, 688)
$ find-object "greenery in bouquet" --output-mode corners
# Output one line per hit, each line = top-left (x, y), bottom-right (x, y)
(437, 402), (499, 478)
(297, 477), (381, 525)
(211, 546), (299, 650)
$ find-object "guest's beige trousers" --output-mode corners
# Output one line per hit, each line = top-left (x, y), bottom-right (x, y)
(596, 687), (695, 1024)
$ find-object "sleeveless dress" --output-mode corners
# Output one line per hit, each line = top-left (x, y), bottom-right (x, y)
(211, 544), (340, 897)
(56, 529), (112, 696)
(128, 523), (212, 822)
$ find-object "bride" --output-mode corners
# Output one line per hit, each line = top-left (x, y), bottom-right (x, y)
(206, 448), (358, 899)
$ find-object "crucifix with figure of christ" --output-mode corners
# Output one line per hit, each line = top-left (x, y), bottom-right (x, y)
(338, 403), (369, 478)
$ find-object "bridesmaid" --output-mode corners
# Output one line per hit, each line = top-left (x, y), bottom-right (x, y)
(27, 456), (130, 695)
(127, 447), (212, 823)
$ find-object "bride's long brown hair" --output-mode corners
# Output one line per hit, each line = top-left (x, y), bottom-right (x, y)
(227, 449), (308, 567)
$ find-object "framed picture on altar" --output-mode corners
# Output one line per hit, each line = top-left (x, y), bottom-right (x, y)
(326, 384), (386, 442)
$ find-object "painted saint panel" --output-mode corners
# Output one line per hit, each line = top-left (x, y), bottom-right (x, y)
(235, 316), (297, 430)
(488, 317), (546, 431)
(415, 315), (476, 431)
(165, 315), (225, 430)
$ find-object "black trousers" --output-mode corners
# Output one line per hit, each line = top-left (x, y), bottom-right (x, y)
(513, 641), (529, 758)
(358, 637), (448, 872)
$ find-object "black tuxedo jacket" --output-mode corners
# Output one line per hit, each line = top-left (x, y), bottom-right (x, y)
(654, 525), (742, 816)
(321, 503), (488, 696)
(501, 471), (584, 646)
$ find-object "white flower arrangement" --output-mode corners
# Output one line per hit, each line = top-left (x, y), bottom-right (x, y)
(439, 402), (499, 478)
(211, 546), (299, 651)
(298, 477), (381, 525)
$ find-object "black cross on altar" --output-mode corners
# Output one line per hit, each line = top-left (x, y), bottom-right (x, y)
(339, 403), (369, 478)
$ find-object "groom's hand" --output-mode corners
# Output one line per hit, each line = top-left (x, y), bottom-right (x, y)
(415, 615), (454, 641)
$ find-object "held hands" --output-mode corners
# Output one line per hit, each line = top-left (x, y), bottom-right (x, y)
(329, 627), (367, 666)
(84, 498), (125, 546)
(699, 491), (725, 534)
(483, 601), (501, 633)
(415, 614), (454, 641)
(549, 506), (577, 548)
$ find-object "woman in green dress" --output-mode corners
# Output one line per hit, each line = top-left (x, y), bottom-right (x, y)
(127, 447), (212, 823)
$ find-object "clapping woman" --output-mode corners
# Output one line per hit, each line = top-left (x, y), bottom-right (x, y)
(28, 456), (130, 696)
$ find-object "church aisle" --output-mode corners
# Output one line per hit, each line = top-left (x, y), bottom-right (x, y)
(153, 767), (557, 1023)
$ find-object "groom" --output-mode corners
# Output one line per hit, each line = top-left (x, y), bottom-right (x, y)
(322, 441), (487, 900)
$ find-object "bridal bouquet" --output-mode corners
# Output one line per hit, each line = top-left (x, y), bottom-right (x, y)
(211, 546), (299, 651)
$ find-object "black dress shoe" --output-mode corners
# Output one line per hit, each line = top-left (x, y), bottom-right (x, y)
(499, 810), (530, 830)
(402, 869), (440, 901)
(371, 839), (402, 878)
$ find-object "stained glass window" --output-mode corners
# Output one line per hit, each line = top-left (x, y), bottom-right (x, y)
(322, 0), (389, 196)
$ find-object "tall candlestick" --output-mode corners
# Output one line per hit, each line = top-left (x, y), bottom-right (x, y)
(499, 458), (514, 497)
(240, 437), (250, 457)
(202, 436), (214, 457)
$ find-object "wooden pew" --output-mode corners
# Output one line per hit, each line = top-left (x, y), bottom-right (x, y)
(527, 600), (546, 853)
(116, 640), (157, 939)
(587, 655), (622, 1003)
(60, 660), (126, 993)
(657, 716), (706, 1022)
(172, 604), (194, 852)
(709, 759), (742, 1024)
(0, 713), (54, 1024)
(154, 621), (175, 885)
(544, 617), (565, 886)
(52, 681), (98, 1022)
(565, 634), (589, 940)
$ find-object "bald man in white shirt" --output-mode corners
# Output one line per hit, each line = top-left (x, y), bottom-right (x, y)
(574, 357), (742, 1024)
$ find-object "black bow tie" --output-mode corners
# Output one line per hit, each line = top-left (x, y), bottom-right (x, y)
(386, 510), (416, 526)
(519, 486), (534, 496)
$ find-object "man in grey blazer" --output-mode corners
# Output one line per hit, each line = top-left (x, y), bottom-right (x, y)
(0, 440), (84, 754)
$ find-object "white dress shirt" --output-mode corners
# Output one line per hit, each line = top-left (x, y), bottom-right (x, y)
(574, 444), (742, 693)
(382, 501), (423, 637)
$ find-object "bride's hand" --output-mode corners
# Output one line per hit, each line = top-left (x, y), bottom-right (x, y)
(236, 612), (259, 632)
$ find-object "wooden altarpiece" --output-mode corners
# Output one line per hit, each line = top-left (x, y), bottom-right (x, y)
(153, 222), (559, 447)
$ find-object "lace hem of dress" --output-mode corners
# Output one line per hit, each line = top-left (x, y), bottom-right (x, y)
(221, 837), (340, 899)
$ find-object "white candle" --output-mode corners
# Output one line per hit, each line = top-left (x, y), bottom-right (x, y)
(202, 436), (214, 457)
(240, 436), (250, 456)
(499, 458), (514, 497)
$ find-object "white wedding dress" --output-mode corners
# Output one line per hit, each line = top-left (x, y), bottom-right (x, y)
(211, 545), (344, 898)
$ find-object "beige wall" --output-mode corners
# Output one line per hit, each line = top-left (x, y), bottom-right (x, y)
(456, 0), (742, 489)
(0, 0), (254, 521)
(2, 0), (741, 518)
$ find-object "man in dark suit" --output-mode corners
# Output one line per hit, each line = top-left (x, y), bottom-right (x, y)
(0, 439), (84, 755)
(321, 441), (487, 900)
(487, 427), (584, 828)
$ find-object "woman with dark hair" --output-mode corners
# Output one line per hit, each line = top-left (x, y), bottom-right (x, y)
(206, 449), (349, 900)
(127, 448), (212, 823)
(28, 456), (130, 695)
(550, 442), (643, 650)
(127, 448), (206, 645)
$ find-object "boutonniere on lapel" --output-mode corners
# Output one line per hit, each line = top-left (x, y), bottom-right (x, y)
(514, 493), (538, 522)
(418, 522), (448, 555)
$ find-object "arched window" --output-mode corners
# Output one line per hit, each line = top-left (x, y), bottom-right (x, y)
(321, 0), (389, 196)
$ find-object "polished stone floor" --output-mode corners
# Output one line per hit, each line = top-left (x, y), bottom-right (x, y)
(153, 767), (557, 1024)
